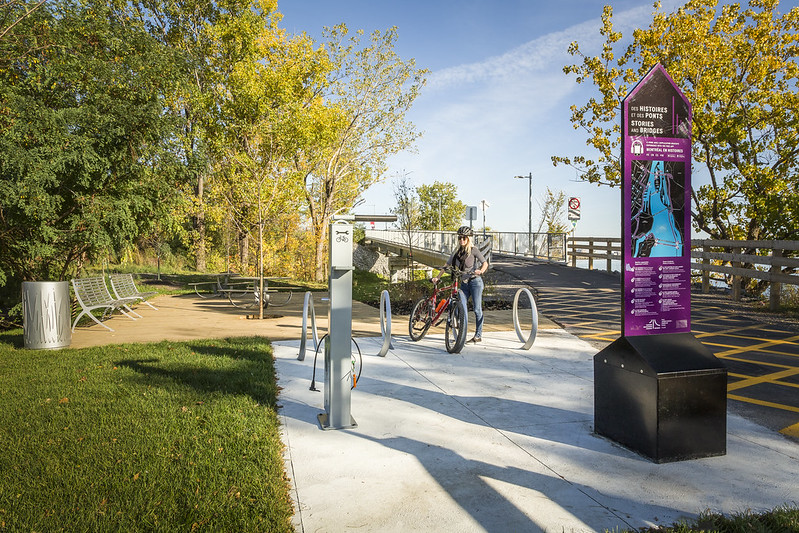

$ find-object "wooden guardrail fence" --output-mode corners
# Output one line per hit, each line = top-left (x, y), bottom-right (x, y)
(567, 237), (799, 310)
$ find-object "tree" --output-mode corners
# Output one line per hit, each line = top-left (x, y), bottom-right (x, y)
(391, 172), (420, 281)
(416, 181), (467, 231)
(0, 0), (47, 43)
(553, 0), (799, 245)
(201, 2), (328, 313)
(130, 0), (278, 272)
(536, 188), (570, 234)
(0, 0), (184, 291)
(296, 25), (427, 281)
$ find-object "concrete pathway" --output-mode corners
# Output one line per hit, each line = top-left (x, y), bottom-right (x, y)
(275, 331), (799, 533)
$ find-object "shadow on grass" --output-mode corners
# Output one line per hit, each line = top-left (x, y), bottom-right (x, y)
(0, 329), (24, 349)
(187, 339), (273, 364)
(114, 338), (279, 406)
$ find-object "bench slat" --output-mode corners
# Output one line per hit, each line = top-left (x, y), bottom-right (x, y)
(72, 276), (142, 332)
(110, 273), (158, 310)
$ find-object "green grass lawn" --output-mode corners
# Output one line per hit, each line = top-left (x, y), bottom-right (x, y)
(0, 331), (293, 532)
(629, 505), (799, 532)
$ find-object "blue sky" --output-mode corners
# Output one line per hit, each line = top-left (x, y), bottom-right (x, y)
(278, 0), (798, 237)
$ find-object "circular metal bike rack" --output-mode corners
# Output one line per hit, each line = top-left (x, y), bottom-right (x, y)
(512, 287), (538, 350)
(298, 291), (319, 361)
(377, 290), (393, 357)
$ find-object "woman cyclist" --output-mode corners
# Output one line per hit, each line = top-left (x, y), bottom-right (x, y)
(432, 226), (489, 343)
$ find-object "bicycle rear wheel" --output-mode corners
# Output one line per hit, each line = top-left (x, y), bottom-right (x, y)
(409, 298), (432, 341)
(445, 294), (467, 353)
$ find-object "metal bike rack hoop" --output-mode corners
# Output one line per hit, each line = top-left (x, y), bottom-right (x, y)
(377, 290), (393, 357)
(512, 288), (538, 350)
(298, 291), (319, 361)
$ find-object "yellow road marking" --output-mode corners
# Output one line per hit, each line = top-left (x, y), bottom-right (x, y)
(721, 355), (791, 368)
(692, 323), (798, 339)
(714, 334), (799, 358)
(726, 347), (799, 358)
(727, 367), (799, 392)
(780, 422), (799, 438)
(583, 336), (619, 344)
(568, 322), (615, 330)
(694, 325), (770, 338)
(728, 394), (799, 414)
(696, 331), (799, 345)
(701, 341), (746, 351)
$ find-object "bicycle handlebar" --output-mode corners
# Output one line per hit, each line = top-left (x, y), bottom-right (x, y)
(432, 267), (480, 288)
(436, 265), (478, 278)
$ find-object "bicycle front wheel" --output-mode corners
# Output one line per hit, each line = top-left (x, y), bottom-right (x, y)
(409, 298), (432, 341)
(445, 295), (467, 353)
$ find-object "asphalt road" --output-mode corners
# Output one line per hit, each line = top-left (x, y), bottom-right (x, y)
(491, 253), (799, 442)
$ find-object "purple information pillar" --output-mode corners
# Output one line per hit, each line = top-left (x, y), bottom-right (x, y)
(622, 64), (692, 337)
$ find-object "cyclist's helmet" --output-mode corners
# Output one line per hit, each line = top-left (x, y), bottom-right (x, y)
(457, 226), (473, 237)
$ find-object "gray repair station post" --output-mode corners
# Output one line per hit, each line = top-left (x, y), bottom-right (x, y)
(318, 214), (396, 431)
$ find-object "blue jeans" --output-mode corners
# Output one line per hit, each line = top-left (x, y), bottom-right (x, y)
(460, 276), (484, 338)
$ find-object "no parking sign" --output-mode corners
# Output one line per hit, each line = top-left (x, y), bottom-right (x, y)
(568, 197), (581, 221)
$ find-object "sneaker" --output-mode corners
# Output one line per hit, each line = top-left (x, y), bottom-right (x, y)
(469, 336), (482, 343)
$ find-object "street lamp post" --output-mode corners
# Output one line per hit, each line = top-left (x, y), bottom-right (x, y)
(514, 173), (533, 256)
(480, 199), (490, 238)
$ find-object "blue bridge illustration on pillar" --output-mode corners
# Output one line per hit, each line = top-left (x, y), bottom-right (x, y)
(631, 160), (683, 258)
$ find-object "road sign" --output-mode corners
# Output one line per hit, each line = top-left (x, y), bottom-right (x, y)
(568, 197), (581, 221)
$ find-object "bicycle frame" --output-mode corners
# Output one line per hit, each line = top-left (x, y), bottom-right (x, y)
(427, 274), (460, 327)
(408, 267), (468, 352)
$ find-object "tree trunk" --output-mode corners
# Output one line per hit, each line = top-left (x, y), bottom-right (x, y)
(314, 226), (327, 282)
(194, 173), (206, 272)
(239, 232), (249, 273)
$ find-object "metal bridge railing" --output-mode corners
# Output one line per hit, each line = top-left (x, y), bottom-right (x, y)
(365, 229), (568, 264)
(491, 232), (568, 262)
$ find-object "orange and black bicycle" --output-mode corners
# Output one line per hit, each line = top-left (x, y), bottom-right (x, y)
(408, 266), (468, 353)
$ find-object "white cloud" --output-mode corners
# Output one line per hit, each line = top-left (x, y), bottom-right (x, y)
(373, 1), (688, 235)
(426, 1), (685, 91)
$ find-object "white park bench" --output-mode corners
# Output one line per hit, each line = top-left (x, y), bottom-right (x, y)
(110, 273), (158, 310)
(71, 276), (141, 332)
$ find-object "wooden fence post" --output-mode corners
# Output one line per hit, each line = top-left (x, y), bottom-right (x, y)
(606, 240), (612, 272)
(770, 248), (783, 311)
(588, 239), (594, 270)
(570, 238), (576, 267)
(702, 242), (710, 293)
(732, 247), (742, 301)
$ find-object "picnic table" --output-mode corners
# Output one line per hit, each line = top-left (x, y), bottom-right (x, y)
(188, 273), (252, 299)
(189, 273), (294, 310)
(221, 276), (293, 310)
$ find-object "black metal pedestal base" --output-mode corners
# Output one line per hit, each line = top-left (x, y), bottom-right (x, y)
(594, 333), (727, 463)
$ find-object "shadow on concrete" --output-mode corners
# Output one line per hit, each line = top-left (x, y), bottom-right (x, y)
(354, 433), (680, 533)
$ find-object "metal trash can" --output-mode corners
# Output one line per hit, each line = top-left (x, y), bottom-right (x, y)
(22, 281), (72, 349)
